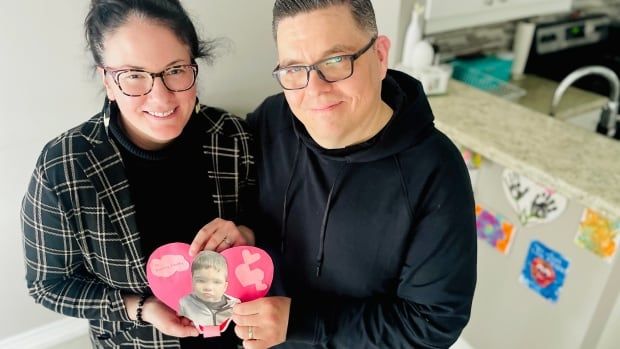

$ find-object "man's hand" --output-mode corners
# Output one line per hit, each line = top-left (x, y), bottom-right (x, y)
(189, 218), (255, 255)
(232, 297), (291, 349)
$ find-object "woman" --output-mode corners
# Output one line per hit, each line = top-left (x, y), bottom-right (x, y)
(20, 0), (255, 347)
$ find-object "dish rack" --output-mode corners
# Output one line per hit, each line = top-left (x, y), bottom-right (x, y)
(451, 63), (526, 101)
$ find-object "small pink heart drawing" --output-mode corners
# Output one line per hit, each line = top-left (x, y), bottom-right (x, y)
(221, 246), (273, 302)
(242, 249), (261, 264)
(236, 263), (267, 291)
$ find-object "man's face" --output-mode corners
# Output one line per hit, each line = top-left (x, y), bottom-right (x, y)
(275, 5), (390, 149)
(192, 267), (228, 302)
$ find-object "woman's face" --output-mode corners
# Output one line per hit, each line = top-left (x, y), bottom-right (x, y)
(100, 17), (197, 150)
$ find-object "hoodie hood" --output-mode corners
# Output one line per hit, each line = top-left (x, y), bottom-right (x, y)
(292, 69), (435, 163)
(281, 70), (436, 276)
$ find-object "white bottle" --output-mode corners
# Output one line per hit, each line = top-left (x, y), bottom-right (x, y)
(401, 3), (424, 68)
(410, 40), (435, 69)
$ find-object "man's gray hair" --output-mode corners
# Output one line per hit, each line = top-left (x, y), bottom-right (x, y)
(272, 0), (377, 39)
(192, 250), (228, 279)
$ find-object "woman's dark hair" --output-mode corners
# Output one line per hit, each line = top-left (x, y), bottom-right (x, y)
(85, 0), (214, 66)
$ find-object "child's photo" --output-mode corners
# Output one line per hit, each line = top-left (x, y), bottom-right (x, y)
(178, 250), (240, 328)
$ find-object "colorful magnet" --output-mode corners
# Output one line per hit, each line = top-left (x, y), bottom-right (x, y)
(520, 240), (569, 303)
(475, 204), (516, 254)
(575, 208), (619, 262)
(461, 147), (483, 189)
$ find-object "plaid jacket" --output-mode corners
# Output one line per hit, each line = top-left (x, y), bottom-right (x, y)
(21, 105), (255, 348)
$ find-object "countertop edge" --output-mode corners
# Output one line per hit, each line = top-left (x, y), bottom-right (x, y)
(430, 80), (620, 219)
(436, 119), (618, 218)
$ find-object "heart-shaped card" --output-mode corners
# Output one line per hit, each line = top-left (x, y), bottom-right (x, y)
(146, 243), (273, 337)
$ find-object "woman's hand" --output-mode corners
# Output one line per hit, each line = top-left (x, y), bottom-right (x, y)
(125, 295), (198, 338)
(189, 218), (255, 256)
(142, 297), (199, 337)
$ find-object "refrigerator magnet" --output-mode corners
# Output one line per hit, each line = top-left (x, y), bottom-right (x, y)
(502, 169), (567, 227)
(475, 204), (516, 255)
(519, 240), (570, 303)
(574, 208), (619, 263)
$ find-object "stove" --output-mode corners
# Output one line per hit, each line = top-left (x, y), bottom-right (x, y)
(524, 13), (619, 100)
(523, 13), (620, 138)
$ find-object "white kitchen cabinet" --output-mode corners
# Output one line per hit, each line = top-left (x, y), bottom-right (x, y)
(424, 0), (572, 34)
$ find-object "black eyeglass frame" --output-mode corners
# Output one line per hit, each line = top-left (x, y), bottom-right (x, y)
(102, 64), (199, 97)
(272, 36), (378, 90)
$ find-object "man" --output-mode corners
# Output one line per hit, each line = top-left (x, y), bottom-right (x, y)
(194, 1), (477, 348)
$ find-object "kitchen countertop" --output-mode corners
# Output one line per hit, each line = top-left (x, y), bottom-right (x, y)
(429, 79), (620, 218)
(510, 74), (609, 120)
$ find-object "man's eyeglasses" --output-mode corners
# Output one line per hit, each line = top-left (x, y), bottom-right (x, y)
(102, 64), (198, 97)
(272, 36), (377, 90)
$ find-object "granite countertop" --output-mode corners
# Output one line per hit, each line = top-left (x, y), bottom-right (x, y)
(510, 74), (609, 120)
(429, 79), (620, 218)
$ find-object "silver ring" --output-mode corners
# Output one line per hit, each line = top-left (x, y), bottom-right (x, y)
(222, 235), (230, 245)
(248, 326), (254, 340)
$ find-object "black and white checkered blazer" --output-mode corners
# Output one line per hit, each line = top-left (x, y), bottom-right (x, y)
(21, 105), (255, 348)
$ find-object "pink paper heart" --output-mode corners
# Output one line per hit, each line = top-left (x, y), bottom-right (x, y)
(146, 243), (193, 313)
(147, 243), (274, 317)
(221, 246), (274, 302)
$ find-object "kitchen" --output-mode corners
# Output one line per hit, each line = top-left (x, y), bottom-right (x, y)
(393, 1), (620, 349)
(0, 1), (618, 349)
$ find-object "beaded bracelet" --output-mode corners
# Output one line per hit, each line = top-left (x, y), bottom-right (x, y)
(136, 294), (149, 325)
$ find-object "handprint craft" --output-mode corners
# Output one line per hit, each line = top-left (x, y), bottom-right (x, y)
(502, 169), (566, 226)
(505, 171), (529, 201)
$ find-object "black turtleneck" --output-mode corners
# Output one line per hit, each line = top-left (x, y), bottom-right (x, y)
(108, 110), (217, 260)
(109, 108), (241, 348)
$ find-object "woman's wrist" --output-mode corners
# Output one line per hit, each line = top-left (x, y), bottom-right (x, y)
(123, 293), (150, 324)
(136, 294), (149, 325)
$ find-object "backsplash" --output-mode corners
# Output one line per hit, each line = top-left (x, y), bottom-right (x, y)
(428, 0), (620, 61)
(574, 0), (620, 16)
(573, 0), (620, 7)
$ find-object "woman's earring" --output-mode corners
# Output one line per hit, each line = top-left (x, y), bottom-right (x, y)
(195, 98), (200, 114)
(103, 97), (110, 118)
(103, 97), (111, 135)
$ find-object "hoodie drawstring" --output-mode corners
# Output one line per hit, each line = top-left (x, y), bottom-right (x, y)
(281, 140), (302, 253)
(280, 140), (350, 277)
(393, 155), (413, 222)
(315, 162), (349, 277)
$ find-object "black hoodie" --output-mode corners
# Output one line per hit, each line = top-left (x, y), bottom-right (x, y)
(248, 70), (477, 349)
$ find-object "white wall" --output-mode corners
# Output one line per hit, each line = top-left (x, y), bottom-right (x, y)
(597, 292), (620, 349)
(0, 1), (99, 339)
(0, 0), (277, 340)
(372, 0), (405, 67)
(0, 0), (400, 342)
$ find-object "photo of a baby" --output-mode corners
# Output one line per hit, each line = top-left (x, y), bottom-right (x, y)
(178, 250), (240, 328)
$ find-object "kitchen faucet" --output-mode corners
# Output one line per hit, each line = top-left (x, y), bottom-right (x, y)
(550, 65), (620, 138)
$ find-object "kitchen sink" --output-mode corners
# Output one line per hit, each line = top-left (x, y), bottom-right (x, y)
(509, 74), (613, 136)
(564, 108), (603, 133)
